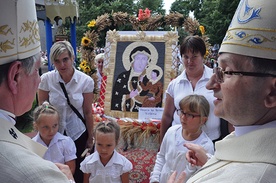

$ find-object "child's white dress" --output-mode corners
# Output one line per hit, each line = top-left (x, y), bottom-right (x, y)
(32, 132), (77, 163)
(80, 150), (133, 183)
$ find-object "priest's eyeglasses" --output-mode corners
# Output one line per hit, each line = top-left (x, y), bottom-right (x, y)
(213, 66), (276, 83)
(177, 109), (200, 119)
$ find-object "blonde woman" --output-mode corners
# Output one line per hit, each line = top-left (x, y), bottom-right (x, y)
(38, 41), (94, 183)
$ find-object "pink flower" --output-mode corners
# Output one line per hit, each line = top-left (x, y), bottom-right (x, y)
(138, 8), (151, 21)
(144, 8), (151, 18)
(138, 9), (143, 21)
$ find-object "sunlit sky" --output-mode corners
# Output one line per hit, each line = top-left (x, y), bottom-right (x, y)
(164, 0), (175, 14)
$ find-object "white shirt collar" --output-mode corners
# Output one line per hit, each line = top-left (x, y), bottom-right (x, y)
(55, 68), (78, 84)
(177, 65), (212, 83)
(234, 120), (276, 136)
(0, 109), (16, 125)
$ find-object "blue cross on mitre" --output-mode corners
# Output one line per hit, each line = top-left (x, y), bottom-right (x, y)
(237, 0), (261, 24)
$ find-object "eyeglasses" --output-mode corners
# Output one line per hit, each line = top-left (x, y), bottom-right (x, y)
(213, 66), (276, 83)
(177, 109), (201, 119)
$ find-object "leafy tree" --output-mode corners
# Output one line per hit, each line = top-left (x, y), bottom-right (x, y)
(196, 0), (239, 45)
(171, 0), (191, 17)
(76, 0), (136, 47)
(169, 0), (239, 45)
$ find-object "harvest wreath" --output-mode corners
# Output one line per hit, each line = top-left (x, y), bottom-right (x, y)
(78, 9), (210, 98)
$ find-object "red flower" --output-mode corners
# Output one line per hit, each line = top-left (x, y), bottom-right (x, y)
(148, 122), (155, 127)
(144, 8), (151, 18)
(138, 9), (143, 21)
(133, 121), (140, 126)
(138, 8), (151, 21)
(156, 123), (161, 129)
(140, 122), (147, 130)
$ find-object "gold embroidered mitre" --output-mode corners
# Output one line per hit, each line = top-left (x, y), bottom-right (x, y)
(0, 0), (41, 65)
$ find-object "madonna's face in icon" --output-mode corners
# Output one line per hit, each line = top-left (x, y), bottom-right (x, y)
(132, 52), (149, 73)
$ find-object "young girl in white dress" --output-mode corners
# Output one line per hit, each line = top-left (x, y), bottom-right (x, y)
(32, 101), (77, 174)
(150, 95), (214, 183)
(80, 121), (133, 183)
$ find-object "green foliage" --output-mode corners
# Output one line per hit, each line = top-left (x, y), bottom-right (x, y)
(76, 0), (137, 47)
(170, 0), (239, 45)
(15, 97), (38, 133)
(177, 27), (189, 46)
(196, 0), (240, 45)
(171, 0), (191, 17)
(15, 110), (33, 133)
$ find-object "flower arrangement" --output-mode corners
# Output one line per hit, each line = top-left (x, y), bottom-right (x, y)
(199, 25), (205, 35)
(136, 8), (152, 31)
(91, 113), (161, 148)
(87, 19), (96, 28)
(198, 25), (210, 59)
(78, 59), (91, 74)
(92, 102), (106, 122)
(118, 119), (161, 148)
(81, 11), (209, 45)
(81, 37), (92, 48)
(80, 10), (211, 47)
(138, 8), (151, 21)
(78, 20), (100, 97)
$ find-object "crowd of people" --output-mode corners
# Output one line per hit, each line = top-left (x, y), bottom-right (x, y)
(0, 0), (275, 183)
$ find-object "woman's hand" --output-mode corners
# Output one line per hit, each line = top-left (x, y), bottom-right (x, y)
(184, 143), (208, 167)
(86, 137), (94, 149)
(167, 171), (186, 183)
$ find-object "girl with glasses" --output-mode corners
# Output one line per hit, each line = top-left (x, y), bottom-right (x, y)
(150, 95), (214, 183)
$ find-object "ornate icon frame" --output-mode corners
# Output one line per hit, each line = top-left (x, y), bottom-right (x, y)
(103, 31), (179, 119)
